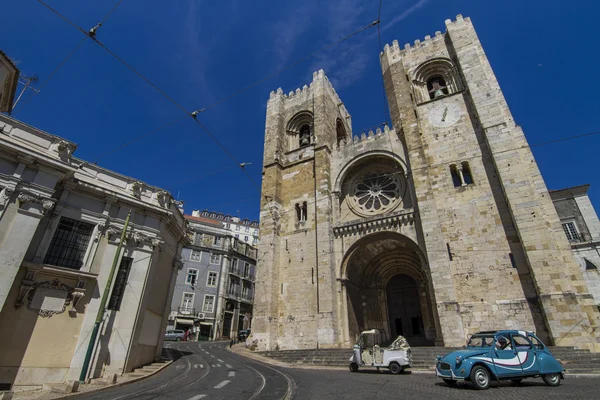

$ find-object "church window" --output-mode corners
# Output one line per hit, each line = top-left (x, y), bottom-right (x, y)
(412, 58), (462, 103)
(286, 111), (314, 151)
(299, 124), (311, 147)
(336, 118), (347, 146)
(427, 76), (449, 99)
(450, 165), (462, 187)
(461, 162), (474, 185)
(296, 202), (307, 222)
(347, 164), (406, 217)
(450, 162), (474, 187)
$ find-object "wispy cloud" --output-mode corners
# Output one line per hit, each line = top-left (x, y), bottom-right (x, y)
(270, 0), (431, 91)
(381, 0), (431, 32)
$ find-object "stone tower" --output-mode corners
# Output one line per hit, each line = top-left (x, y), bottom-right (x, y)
(252, 15), (600, 352)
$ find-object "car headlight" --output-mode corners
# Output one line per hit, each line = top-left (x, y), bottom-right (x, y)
(436, 355), (442, 362)
(455, 356), (462, 366)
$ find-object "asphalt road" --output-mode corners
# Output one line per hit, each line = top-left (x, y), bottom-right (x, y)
(74, 342), (599, 399)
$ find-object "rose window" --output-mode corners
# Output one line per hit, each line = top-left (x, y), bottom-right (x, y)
(348, 166), (405, 217)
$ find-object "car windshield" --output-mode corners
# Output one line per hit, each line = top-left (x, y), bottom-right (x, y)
(467, 334), (495, 348)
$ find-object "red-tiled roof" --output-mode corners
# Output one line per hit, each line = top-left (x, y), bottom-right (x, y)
(185, 214), (222, 226)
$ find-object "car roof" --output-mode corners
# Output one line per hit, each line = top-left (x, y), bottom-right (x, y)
(473, 330), (534, 335)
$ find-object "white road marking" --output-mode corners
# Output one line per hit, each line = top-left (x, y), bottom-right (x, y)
(211, 355), (215, 358)
(187, 395), (206, 400)
(225, 364), (232, 368)
(228, 371), (235, 377)
(176, 365), (185, 370)
(214, 380), (230, 389)
(194, 364), (204, 369)
(217, 359), (224, 362)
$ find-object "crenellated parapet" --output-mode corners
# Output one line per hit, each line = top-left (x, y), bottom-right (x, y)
(381, 14), (469, 72)
(336, 124), (392, 150)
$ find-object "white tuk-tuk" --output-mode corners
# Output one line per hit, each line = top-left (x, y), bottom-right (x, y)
(349, 329), (412, 374)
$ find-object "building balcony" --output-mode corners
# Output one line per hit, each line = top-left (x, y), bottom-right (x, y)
(177, 307), (195, 316)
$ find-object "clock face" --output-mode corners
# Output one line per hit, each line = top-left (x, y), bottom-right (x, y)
(427, 102), (462, 128)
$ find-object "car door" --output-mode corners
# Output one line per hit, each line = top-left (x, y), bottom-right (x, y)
(492, 334), (521, 377)
(165, 331), (173, 340)
(511, 333), (539, 375)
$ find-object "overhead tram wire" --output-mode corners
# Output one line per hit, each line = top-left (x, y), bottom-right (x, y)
(34, 1), (379, 200)
(196, 20), (380, 113)
(15, 0), (127, 114)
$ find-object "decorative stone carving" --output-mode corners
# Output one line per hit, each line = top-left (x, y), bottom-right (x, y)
(14, 270), (38, 309)
(156, 190), (170, 207)
(151, 237), (164, 247)
(42, 199), (56, 212)
(69, 290), (86, 313)
(55, 140), (74, 160)
(0, 187), (14, 207)
(130, 181), (143, 198)
(347, 165), (406, 218)
(17, 192), (36, 204)
(25, 279), (77, 317)
(17, 191), (56, 214)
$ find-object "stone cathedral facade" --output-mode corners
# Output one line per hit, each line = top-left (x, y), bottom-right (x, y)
(252, 15), (600, 351)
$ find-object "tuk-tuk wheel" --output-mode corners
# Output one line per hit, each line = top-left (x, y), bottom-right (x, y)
(349, 363), (359, 373)
(389, 362), (403, 375)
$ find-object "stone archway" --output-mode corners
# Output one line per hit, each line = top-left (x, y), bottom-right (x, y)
(341, 232), (438, 346)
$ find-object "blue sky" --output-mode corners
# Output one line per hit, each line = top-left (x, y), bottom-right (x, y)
(2, 0), (599, 221)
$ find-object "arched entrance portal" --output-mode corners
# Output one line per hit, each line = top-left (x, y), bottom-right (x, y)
(387, 274), (427, 345)
(342, 232), (438, 346)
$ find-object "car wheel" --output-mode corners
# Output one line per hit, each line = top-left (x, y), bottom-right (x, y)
(176, 337), (181, 342)
(389, 362), (403, 375)
(443, 379), (457, 386)
(469, 366), (491, 390)
(542, 373), (561, 386)
(349, 363), (359, 373)
(511, 378), (523, 384)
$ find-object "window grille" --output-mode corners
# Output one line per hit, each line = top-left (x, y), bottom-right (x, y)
(44, 217), (95, 269)
(108, 257), (133, 311)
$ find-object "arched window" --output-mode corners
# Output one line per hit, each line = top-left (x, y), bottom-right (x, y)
(461, 162), (473, 185)
(286, 111), (314, 151)
(427, 76), (449, 99)
(336, 118), (347, 146)
(295, 202), (307, 222)
(299, 124), (311, 147)
(412, 58), (462, 103)
(450, 164), (461, 187)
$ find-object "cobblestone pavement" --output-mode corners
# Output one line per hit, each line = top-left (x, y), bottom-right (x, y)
(16, 342), (598, 400)
(290, 368), (598, 399)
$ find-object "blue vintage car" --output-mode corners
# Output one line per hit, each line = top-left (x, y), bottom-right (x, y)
(435, 330), (564, 390)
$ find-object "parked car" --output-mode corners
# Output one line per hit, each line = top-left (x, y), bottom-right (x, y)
(349, 329), (412, 374)
(164, 329), (186, 341)
(435, 330), (564, 390)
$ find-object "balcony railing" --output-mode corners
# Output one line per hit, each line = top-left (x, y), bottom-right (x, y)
(178, 307), (195, 315)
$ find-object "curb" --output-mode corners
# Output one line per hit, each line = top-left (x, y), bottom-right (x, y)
(226, 347), (600, 378)
(51, 360), (173, 400)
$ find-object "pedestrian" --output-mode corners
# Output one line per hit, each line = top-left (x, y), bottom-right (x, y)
(230, 339), (233, 348)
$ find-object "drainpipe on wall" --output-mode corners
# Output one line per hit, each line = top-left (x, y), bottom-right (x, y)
(79, 210), (131, 382)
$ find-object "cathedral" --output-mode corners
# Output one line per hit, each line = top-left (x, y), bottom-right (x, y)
(251, 15), (600, 351)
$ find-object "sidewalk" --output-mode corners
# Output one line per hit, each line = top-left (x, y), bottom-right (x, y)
(12, 358), (173, 400)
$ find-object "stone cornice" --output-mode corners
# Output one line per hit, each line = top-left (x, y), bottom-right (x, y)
(333, 211), (415, 237)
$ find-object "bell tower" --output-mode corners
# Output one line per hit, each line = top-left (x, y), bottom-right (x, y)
(381, 15), (599, 349)
(253, 70), (352, 350)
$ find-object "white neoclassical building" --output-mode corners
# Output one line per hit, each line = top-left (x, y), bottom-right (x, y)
(0, 114), (189, 393)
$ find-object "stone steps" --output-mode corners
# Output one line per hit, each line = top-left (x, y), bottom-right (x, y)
(258, 346), (600, 373)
